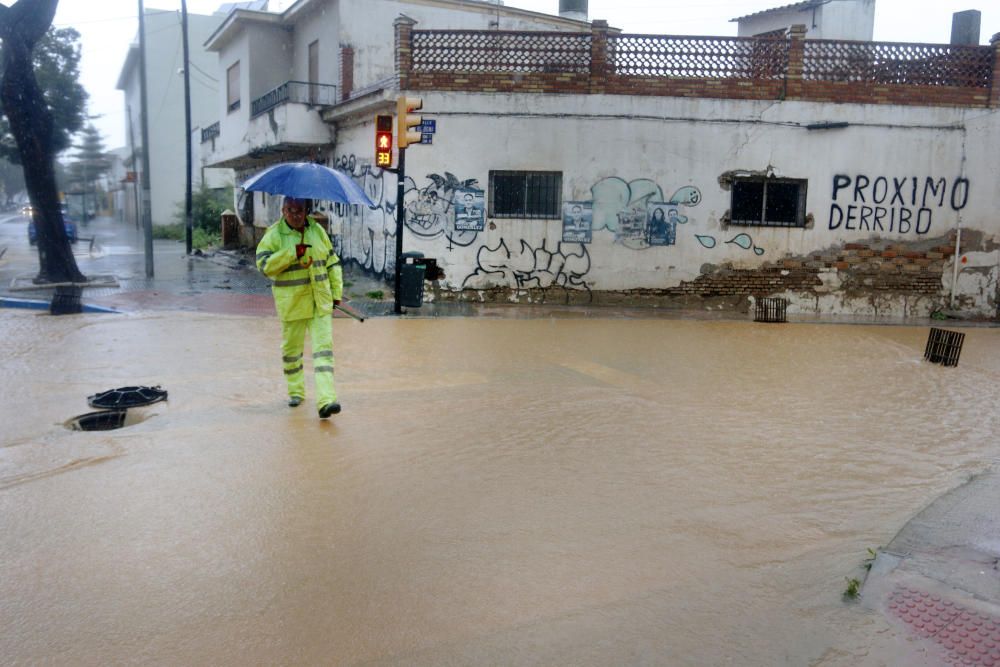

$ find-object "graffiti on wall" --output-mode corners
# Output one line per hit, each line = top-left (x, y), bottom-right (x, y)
(461, 237), (592, 295)
(405, 172), (483, 248)
(330, 160), (778, 292)
(328, 155), (397, 276)
(588, 177), (701, 250)
(695, 232), (765, 255)
(330, 158), (489, 277)
(829, 175), (970, 235)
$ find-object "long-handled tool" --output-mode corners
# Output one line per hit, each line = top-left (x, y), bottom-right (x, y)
(335, 303), (365, 322)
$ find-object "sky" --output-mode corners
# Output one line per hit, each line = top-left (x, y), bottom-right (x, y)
(49, 0), (1000, 152)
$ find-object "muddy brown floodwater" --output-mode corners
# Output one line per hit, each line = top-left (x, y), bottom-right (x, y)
(2, 311), (998, 665)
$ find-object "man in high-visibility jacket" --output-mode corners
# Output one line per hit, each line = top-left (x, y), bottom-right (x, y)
(256, 196), (343, 419)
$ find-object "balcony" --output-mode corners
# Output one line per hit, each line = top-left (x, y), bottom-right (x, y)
(251, 80), (339, 117)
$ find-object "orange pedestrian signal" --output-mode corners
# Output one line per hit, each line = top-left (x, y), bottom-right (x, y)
(375, 114), (393, 167)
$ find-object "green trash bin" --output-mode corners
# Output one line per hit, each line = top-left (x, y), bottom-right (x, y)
(399, 251), (426, 308)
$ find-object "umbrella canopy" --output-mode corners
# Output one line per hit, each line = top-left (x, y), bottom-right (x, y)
(242, 162), (375, 208)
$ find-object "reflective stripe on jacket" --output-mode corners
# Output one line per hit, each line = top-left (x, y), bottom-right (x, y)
(256, 216), (343, 322)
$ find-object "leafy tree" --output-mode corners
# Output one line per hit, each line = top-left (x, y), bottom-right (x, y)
(179, 184), (232, 232)
(0, 24), (87, 163)
(0, 0), (84, 283)
(66, 123), (111, 217)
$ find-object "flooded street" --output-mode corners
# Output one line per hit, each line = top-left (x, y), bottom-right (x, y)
(2, 311), (999, 665)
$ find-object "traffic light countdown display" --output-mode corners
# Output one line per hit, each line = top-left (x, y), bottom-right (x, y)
(375, 114), (393, 167)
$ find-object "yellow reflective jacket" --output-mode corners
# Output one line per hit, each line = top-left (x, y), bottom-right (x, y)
(256, 216), (343, 322)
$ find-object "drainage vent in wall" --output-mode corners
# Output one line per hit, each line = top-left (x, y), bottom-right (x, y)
(68, 409), (128, 432)
(754, 297), (788, 323)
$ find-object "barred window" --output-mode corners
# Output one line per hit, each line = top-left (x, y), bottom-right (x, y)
(489, 171), (562, 219)
(731, 177), (807, 227)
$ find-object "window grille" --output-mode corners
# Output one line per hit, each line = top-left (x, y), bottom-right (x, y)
(731, 177), (807, 227)
(489, 171), (562, 219)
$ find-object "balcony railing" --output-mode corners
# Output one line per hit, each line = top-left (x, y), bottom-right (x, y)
(200, 121), (220, 143)
(400, 25), (998, 108)
(251, 80), (339, 117)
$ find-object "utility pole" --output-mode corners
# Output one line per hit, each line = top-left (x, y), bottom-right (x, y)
(181, 0), (193, 255)
(394, 146), (405, 314)
(138, 0), (154, 277)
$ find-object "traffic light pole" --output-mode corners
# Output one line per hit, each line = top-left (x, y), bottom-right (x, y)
(390, 95), (422, 315)
(393, 147), (406, 315)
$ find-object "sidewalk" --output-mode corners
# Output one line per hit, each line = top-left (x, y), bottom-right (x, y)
(861, 472), (1000, 665)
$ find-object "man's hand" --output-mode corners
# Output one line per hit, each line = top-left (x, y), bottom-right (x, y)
(334, 299), (341, 306)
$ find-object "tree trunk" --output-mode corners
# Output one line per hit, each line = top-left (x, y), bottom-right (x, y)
(0, 0), (85, 284)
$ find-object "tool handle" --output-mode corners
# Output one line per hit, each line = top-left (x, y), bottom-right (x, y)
(335, 303), (365, 322)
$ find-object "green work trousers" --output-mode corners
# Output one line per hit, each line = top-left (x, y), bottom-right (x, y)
(280, 313), (336, 408)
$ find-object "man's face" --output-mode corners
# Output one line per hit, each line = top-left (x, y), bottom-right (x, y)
(283, 202), (307, 229)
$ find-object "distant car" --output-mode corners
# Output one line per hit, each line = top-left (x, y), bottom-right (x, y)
(27, 205), (78, 245)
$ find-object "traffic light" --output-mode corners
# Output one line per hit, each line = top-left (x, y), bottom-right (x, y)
(396, 95), (423, 149)
(375, 114), (393, 167)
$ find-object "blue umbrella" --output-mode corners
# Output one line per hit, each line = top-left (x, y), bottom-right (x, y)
(242, 162), (375, 208)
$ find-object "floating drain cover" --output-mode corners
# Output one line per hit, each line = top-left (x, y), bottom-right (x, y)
(70, 409), (128, 431)
(87, 385), (168, 409)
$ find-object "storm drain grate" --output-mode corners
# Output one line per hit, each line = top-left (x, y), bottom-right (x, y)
(924, 327), (965, 367)
(754, 297), (788, 323)
(51, 286), (83, 315)
(69, 409), (128, 432)
(87, 385), (168, 409)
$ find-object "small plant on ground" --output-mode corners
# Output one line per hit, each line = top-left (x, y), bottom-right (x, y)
(366, 290), (384, 300)
(863, 547), (878, 571)
(844, 577), (861, 599)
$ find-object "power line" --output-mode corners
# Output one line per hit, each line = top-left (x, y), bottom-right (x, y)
(189, 60), (218, 82)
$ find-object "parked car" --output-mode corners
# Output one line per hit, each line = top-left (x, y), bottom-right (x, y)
(27, 204), (78, 245)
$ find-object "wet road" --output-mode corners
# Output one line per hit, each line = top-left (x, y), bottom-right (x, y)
(2, 305), (1000, 665)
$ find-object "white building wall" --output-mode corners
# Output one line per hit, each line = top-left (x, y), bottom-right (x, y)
(814, 0), (875, 40)
(118, 9), (224, 226)
(289, 1), (341, 92)
(329, 91), (1000, 317)
(737, 0), (874, 39)
(247, 23), (294, 99)
(216, 31), (251, 165)
(338, 0), (585, 90)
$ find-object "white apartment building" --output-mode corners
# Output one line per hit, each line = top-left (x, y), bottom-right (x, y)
(116, 7), (232, 228)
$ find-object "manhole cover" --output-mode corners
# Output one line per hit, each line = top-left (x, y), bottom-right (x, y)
(68, 409), (128, 431)
(87, 385), (168, 409)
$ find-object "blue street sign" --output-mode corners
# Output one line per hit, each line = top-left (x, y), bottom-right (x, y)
(419, 119), (436, 134)
(420, 133), (433, 144)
